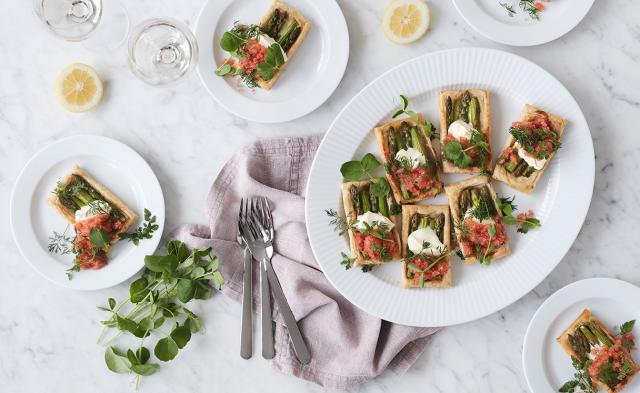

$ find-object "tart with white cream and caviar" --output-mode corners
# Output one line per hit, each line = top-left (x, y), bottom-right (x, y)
(445, 175), (510, 265)
(493, 104), (567, 193)
(48, 166), (137, 271)
(215, 0), (311, 90)
(340, 180), (402, 266)
(374, 117), (443, 204)
(557, 309), (639, 393)
(439, 89), (492, 173)
(401, 204), (452, 288)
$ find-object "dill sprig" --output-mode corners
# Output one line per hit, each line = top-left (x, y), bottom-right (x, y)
(325, 209), (351, 236)
(48, 226), (73, 255)
(500, 2), (516, 17)
(519, 0), (541, 20)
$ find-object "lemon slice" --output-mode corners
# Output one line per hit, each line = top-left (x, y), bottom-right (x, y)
(56, 63), (103, 112)
(382, 0), (431, 45)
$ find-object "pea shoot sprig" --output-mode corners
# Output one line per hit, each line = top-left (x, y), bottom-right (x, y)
(97, 240), (223, 388)
(392, 94), (438, 140)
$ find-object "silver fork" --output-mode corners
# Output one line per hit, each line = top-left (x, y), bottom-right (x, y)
(248, 198), (274, 359)
(242, 197), (311, 364)
(237, 199), (252, 359)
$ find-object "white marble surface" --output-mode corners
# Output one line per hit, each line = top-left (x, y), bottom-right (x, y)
(1, 0), (639, 392)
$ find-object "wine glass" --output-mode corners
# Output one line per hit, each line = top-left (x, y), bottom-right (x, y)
(34, 0), (129, 50)
(128, 19), (198, 86)
(35, 0), (102, 41)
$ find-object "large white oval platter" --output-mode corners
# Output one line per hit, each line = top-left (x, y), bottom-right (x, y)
(305, 48), (594, 327)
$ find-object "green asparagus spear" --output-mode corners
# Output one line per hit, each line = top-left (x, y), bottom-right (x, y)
(350, 185), (362, 215)
(277, 19), (299, 47)
(410, 126), (425, 156)
(469, 96), (480, 130)
(418, 216), (429, 229)
(378, 195), (389, 217)
(452, 98), (461, 122)
(409, 214), (419, 233)
(524, 166), (536, 177)
(387, 128), (397, 157)
(360, 189), (371, 213)
(460, 91), (471, 123)
(394, 128), (407, 151)
(470, 188), (480, 207)
(281, 25), (301, 52)
(400, 186), (410, 201)
(446, 97), (454, 128)
(579, 325), (599, 346)
(459, 189), (470, 214)
(505, 161), (517, 173)
(435, 214), (444, 240)
(368, 188), (378, 213)
(588, 322), (613, 347)
(513, 159), (529, 177)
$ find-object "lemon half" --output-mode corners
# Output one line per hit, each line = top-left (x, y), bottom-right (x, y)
(383, 0), (431, 45)
(56, 63), (103, 113)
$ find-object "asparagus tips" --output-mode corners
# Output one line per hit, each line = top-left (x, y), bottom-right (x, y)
(452, 97), (462, 122)
(350, 185), (362, 215)
(387, 127), (397, 157)
(469, 96), (480, 130)
(524, 166), (536, 177)
(460, 91), (471, 123)
(588, 322), (613, 347)
(418, 216), (429, 229)
(459, 189), (470, 214)
(368, 188), (378, 213)
(277, 19), (299, 48)
(579, 325), (598, 346)
(281, 25), (301, 52)
(435, 213), (444, 240)
(360, 189), (371, 213)
(264, 9), (288, 39)
(394, 128), (407, 151)
(513, 159), (529, 177)
(378, 195), (389, 217)
(409, 213), (419, 233)
(410, 126), (425, 156)
(504, 160), (517, 173)
(446, 97), (454, 128)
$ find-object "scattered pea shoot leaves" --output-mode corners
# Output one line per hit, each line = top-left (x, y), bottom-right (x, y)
(340, 153), (391, 198)
(97, 240), (222, 387)
(391, 94), (438, 139)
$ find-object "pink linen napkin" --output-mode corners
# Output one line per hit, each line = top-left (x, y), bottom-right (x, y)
(169, 136), (438, 389)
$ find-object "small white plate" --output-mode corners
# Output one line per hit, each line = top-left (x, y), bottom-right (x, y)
(452, 0), (595, 46)
(523, 278), (640, 393)
(195, 0), (349, 123)
(305, 48), (594, 327)
(10, 135), (165, 291)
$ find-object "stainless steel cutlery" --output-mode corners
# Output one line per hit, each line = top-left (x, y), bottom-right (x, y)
(237, 197), (311, 364)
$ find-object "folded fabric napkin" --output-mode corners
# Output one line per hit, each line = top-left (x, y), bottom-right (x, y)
(169, 136), (438, 389)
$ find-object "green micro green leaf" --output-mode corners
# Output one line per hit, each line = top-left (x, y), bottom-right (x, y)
(214, 63), (233, 76)
(130, 363), (160, 376)
(144, 254), (178, 274)
(105, 347), (131, 374)
(220, 31), (244, 52)
(170, 324), (192, 349)
(129, 277), (149, 304)
(89, 227), (110, 247)
(154, 337), (179, 362)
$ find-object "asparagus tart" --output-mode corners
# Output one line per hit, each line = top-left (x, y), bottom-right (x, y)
(401, 205), (452, 288)
(374, 117), (443, 204)
(340, 180), (401, 265)
(557, 309), (639, 393)
(493, 104), (567, 193)
(445, 175), (510, 264)
(216, 0), (311, 90)
(48, 166), (137, 270)
(439, 89), (492, 173)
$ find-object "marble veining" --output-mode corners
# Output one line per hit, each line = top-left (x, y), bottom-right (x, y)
(1, 0), (639, 392)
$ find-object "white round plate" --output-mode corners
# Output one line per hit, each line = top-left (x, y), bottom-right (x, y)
(523, 278), (640, 393)
(452, 0), (594, 46)
(195, 0), (349, 123)
(10, 135), (165, 291)
(305, 48), (594, 327)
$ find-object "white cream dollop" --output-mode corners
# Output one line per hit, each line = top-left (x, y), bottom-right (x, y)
(463, 209), (495, 226)
(448, 120), (475, 140)
(75, 200), (112, 222)
(407, 226), (445, 256)
(515, 142), (546, 170)
(354, 211), (395, 232)
(258, 34), (288, 62)
(394, 147), (426, 168)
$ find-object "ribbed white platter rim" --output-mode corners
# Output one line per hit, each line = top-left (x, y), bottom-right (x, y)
(523, 278), (640, 393)
(452, 0), (595, 46)
(305, 48), (594, 327)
